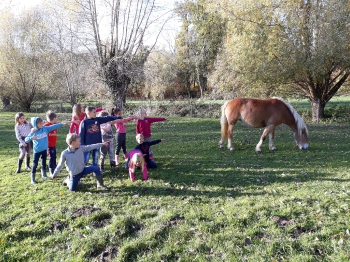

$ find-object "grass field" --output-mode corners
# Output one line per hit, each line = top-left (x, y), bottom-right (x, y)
(0, 104), (350, 261)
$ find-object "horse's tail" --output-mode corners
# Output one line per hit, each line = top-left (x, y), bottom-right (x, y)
(221, 101), (230, 140)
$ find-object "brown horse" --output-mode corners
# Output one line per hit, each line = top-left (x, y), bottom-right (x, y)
(219, 97), (309, 153)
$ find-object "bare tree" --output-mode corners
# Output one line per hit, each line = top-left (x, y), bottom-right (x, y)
(47, 7), (96, 106)
(0, 8), (53, 112)
(63, 0), (172, 108)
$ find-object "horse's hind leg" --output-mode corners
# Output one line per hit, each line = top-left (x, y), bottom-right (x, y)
(268, 128), (277, 151)
(219, 138), (224, 149)
(227, 124), (235, 151)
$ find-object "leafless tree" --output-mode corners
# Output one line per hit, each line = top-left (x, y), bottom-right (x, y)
(0, 8), (53, 112)
(63, 0), (173, 108)
(47, 7), (97, 106)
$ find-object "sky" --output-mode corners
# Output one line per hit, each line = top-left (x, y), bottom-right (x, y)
(2, 0), (181, 50)
(1, 0), (43, 10)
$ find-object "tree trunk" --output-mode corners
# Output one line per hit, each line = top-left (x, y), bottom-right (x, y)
(103, 60), (130, 109)
(1, 96), (11, 109)
(111, 80), (128, 109)
(198, 74), (207, 98)
(311, 99), (325, 122)
(186, 73), (191, 98)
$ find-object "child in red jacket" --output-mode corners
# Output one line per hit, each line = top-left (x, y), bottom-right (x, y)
(136, 108), (166, 159)
(44, 111), (60, 176)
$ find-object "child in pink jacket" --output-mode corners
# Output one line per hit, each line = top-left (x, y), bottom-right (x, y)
(125, 149), (148, 182)
(111, 108), (137, 165)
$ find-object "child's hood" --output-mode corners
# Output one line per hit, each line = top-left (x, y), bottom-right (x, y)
(31, 117), (40, 129)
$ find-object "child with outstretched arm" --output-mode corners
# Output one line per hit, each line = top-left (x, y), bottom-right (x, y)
(51, 133), (109, 191)
(133, 134), (165, 168)
(79, 106), (131, 166)
(25, 117), (71, 184)
(79, 106), (121, 166)
(69, 104), (103, 134)
(136, 108), (166, 160)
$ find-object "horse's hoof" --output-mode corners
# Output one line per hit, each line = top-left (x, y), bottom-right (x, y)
(256, 150), (262, 154)
(270, 147), (277, 151)
(219, 145), (224, 149)
(229, 147), (235, 151)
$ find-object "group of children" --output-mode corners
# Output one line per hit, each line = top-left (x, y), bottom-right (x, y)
(14, 105), (167, 190)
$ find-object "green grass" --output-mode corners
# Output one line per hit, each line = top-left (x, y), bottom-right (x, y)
(0, 107), (350, 261)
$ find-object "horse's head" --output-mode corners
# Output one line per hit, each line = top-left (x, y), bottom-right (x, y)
(294, 128), (309, 150)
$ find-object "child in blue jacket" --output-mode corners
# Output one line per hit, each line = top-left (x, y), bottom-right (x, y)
(25, 117), (71, 184)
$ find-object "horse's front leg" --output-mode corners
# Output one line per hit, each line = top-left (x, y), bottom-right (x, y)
(268, 128), (277, 151)
(227, 124), (235, 151)
(256, 126), (272, 153)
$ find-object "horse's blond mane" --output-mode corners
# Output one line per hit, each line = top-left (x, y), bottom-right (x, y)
(272, 97), (308, 136)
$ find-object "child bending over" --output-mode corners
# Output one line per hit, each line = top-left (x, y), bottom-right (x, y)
(124, 149), (148, 182)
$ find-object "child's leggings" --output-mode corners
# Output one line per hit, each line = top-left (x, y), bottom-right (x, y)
(115, 133), (127, 155)
(100, 140), (114, 164)
(19, 142), (32, 160)
(32, 149), (47, 174)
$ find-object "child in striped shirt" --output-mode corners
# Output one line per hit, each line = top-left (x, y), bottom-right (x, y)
(14, 112), (32, 173)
